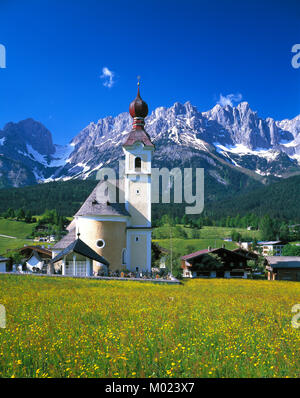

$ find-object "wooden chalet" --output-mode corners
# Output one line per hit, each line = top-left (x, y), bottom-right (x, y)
(181, 247), (250, 279)
(266, 256), (300, 281)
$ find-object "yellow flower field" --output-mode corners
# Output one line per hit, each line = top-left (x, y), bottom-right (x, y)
(0, 275), (299, 378)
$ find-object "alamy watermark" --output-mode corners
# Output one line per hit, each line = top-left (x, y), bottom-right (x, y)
(0, 44), (6, 69)
(96, 161), (204, 215)
(0, 305), (6, 328)
(291, 304), (300, 329)
(291, 44), (300, 69)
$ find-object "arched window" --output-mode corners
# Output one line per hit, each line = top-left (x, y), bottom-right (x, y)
(135, 157), (141, 172)
(122, 248), (127, 265)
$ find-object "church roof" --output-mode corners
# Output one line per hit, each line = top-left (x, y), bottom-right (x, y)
(52, 228), (76, 250)
(123, 128), (154, 147)
(123, 83), (154, 148)
(74, 181), (130, 218)
(51, 237), (109, 266)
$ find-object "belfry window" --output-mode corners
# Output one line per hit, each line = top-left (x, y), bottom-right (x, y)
(135, 157), (141, 172)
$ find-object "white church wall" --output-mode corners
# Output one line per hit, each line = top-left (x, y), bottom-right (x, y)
(127, 230), (151, 272)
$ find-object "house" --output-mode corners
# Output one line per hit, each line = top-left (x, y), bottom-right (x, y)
(18, 245), (52, 261)
(257, 240), (288, 256)
(26, 251), (46, 273)
(51, 235), (109, 276)
(52, 84), (154, 276)
(240, 242), (253, 251)
(17, 245), (52, 272)
(0, 256), (9, 272)
(288, 224), (300, 233)
(181, 247), (250, 279)
(266, 256), (300, 281)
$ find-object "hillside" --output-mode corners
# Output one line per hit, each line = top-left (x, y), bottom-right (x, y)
(206, 174), (300, 221)
(0, 174), (299, 222)
(0, 179), (98, 216)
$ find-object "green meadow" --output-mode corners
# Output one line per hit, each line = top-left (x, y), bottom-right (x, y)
(0, 275), (299, 378)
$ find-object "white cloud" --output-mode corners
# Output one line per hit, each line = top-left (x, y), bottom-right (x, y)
(100, 67), (115, 88)
(217, 93), (242, 107)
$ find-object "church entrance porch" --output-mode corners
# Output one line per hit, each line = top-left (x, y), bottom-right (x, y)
(65, 260), (89, 277)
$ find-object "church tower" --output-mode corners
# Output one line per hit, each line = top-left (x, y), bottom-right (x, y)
(123, 82), (154, 272)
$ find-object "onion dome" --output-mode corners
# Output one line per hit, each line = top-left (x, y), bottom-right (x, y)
(123, 80), (154, 148)
(129, 83), (149, 119)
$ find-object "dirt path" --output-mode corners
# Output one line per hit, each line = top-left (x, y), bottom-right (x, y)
(0, 234), (16, 239)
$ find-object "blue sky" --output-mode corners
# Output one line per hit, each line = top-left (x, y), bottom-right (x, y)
(0, 0), (300, 144)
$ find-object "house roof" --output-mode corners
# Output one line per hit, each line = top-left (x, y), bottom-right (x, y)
(257, 241), (287, 245)
(74, 181), (130, 218)
(18, 246), (52, 257)
(266, 256), (300, 269)
(181, 247), (247, 262)
(51, 238), (109, 266)
(0, 256), (9, 262)
(181, 248), (213, 261)
(52, 228), (76, 250)
(27, 250), (42, 262)
(233, 248), (259, 258)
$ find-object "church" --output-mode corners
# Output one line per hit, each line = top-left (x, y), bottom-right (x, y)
(51, 84), (154, 276)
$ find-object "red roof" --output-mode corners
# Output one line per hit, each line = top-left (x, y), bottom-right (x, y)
(181, 248), (216, 261)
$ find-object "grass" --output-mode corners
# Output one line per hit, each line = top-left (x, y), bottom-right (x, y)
(0, 218), (37, 239)
(154, 238), (238, 253)
(0, 275), (299, 378)
(0, 237), (32, 256)
(153, 225), (256, 255)
(199, 226), (261, 240)
(0, 218), (54, 256)
(0, 237), (54, 256)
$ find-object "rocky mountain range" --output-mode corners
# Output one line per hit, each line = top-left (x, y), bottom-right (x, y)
(1, 101), (300, 200)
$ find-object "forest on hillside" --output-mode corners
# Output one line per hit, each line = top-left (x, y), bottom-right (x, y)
(0, 180), (98, 216)
(0, 174), (299, 223)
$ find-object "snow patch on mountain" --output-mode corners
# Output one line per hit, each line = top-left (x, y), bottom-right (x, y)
(49, 144), (74, 167)
(214, 143), (280, 161)
(26, 144), (48, 166)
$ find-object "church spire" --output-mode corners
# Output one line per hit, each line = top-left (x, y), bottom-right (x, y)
(123, 79), (154, 148)
(129, 77), (149, 130)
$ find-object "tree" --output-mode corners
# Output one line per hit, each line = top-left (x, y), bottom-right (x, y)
(192, 253), (223, 271)
(282, 244), (300, 256)
(231, 230), (241, 242)
(182, 215), (189, 227)
(279, 222), (290, 241)
(247, 257), (266, 277)
(260, 215), (275, 241)
(25, 210), (32, 223)
(16, 208), (25, 221)
(6, 208), (15, 219)
(10, 251), (24, 267)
